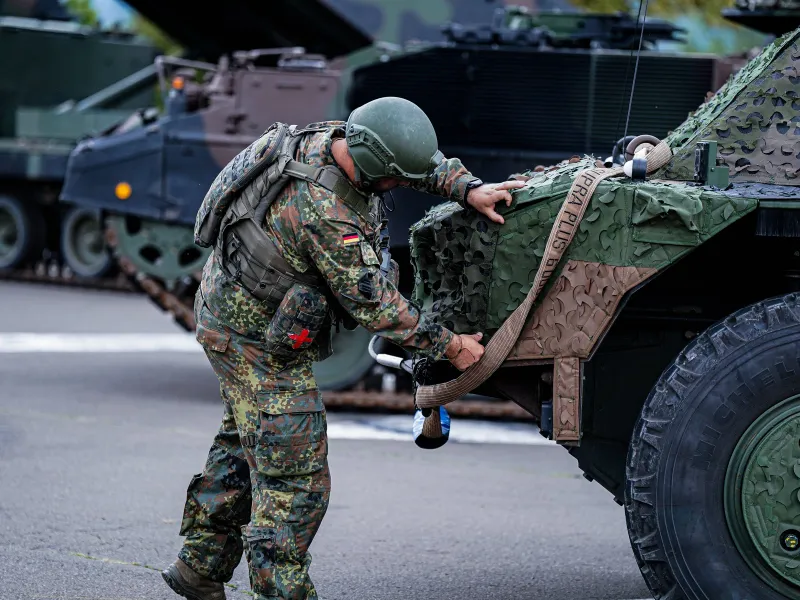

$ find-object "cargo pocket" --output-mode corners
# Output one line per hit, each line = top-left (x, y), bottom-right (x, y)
(263, 284), (328, 363)
(253, 409), (329, 484)
(195, 300), (231, 354)
(244, 528), (281, 598)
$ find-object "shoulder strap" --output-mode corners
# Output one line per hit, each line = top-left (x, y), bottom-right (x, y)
(221, 120), (331, 217)
(194, 122), (290, 247)
(283, 161), (371, 221)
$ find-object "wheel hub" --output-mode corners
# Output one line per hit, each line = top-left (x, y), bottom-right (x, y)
(726, 395), (800, 594)
(0, 205), (19, 259)
(106, 215), (210, 288)
(64, 210), (108, 274)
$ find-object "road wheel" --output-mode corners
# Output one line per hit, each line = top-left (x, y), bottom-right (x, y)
(0, 194), (44, 270)
(60, 206), (113, 279)
(626, 292), (800, 600)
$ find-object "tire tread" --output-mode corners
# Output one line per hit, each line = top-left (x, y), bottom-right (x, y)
(624, 292), (800, 599)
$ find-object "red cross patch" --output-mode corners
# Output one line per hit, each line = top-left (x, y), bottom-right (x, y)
(288, 328), (312, 349)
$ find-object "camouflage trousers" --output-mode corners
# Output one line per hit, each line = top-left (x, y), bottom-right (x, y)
(178, 296), (331, 599)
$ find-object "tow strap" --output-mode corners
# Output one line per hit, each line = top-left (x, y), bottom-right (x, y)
(414, 140), (673, 411)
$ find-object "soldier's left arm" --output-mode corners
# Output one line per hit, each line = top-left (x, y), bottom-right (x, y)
(297, 199), (455, 361)
(407, 152), (525, 225)
(406, 153), (477, 208)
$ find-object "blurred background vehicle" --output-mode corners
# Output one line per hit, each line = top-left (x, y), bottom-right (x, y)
(1, 0), (795, 405)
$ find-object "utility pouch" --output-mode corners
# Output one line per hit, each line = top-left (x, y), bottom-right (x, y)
(264, 283), (329, 362)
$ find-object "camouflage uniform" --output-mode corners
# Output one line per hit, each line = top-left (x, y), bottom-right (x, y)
(179, 120), (477, 599)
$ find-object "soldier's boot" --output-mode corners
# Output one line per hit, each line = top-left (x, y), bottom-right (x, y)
(161, 558), (226, 600)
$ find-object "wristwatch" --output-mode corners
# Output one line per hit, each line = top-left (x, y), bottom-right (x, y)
(463, 177), (483, 206)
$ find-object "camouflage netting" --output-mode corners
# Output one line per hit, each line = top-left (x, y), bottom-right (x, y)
(655, 27), (800, 185)
(409, 27), (800, 342)
(410, 158), (757, 340)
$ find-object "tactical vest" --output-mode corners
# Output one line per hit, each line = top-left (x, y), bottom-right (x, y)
(194, 121), (384, 331)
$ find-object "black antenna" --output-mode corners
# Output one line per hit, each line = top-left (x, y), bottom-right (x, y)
(382, 190), (396, 213)
(623, 0), (653, 144)
(614, 0), (647, 143)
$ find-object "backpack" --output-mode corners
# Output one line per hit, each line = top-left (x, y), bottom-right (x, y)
(194, 121), (335, 248)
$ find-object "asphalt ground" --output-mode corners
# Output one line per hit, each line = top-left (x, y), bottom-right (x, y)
(0, 281), (652, 600)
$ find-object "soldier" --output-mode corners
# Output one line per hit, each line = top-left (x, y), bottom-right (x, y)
(161, 96), (525, 600)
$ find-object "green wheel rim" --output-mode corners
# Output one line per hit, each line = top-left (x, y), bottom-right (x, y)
(313, 326), (375, 391)
(63, 209), (109, 276)
(107, 216), (210, 286)
(725, 394), (800, 596)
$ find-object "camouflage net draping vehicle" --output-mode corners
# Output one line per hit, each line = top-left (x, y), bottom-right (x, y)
(407, 25), (800, 600)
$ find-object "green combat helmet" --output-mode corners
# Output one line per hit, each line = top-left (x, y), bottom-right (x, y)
(345, 96), (442, 185)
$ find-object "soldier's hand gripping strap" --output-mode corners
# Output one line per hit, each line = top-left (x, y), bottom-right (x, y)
(414, 140), (674, 410)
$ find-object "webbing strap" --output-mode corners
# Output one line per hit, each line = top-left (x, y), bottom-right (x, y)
(414, 141), (673, 409)
(284, 161), (371, 220)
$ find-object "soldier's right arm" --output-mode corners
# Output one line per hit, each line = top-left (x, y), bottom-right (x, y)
(297, 198), (457, 362)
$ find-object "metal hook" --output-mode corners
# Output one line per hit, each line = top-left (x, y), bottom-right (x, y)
(382, 191), (396, 213)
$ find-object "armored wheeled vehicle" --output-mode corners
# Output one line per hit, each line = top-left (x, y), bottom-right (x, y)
(57, 5), (718, 395)
(55, 1), (784, 403)
(385, 21), (800, 599)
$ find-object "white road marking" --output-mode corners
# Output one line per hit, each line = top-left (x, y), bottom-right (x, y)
(0, 333), (553, 446)
(327, 415), (554, 446)
(0, 333), (202, 353)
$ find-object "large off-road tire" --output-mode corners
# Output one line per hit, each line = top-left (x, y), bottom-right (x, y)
(625, 293), (800, 600)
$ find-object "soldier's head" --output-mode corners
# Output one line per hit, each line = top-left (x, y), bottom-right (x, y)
(344, 97), (443, 193)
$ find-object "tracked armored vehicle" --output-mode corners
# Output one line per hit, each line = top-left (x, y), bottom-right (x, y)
(0, 0), (159, 280)
(400, 21), (800, 599)
(344, 6), (739, 293)
(57, 5), (717, 395)
(58, 47), (387, 391)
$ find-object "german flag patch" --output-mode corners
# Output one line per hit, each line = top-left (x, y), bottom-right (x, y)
(343, 233), (360, 246)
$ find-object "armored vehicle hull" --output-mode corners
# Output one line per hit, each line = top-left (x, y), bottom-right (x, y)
(405, 24), (800, 599)
(60, 50), (382, 391)
(55, 3), (760, 401)
(343, 7), (736, 295)
(0, 5), (159, 281)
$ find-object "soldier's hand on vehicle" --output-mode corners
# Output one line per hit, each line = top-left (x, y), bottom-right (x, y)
(466, 181), (526, 225)
(446, 332), (485, 371)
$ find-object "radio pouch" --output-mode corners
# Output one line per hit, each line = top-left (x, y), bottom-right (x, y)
(264, 283), (329, 362)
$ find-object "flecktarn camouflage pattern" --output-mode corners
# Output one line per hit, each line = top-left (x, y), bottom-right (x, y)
(180, 293), (330, 599)
(178, 121), (479, 599)
(409, 26), (800, 440)
(193, 123), (289, 248)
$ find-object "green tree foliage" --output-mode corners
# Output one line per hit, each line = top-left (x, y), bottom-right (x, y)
(130, 13), (183, 56)
(63, 0), (99, 27)
(568, 0), (767, 54)
(570, 0), (733, 27)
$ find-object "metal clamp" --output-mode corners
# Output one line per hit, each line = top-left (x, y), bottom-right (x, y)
(368, 335), (414, 373)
